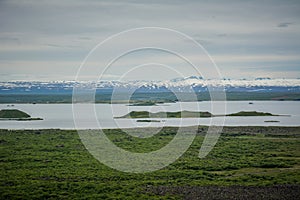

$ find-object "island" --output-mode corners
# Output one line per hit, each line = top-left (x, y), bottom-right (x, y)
(115, 110), (280, 119)
(128, 101), (158, 106)
(0, 109), (43, 121)
(226, 111), (278, 116)
(136, 120), (161, 123)
(264, 120), (280, 123)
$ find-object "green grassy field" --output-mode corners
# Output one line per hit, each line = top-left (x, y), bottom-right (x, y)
(1, 127), (300, 199)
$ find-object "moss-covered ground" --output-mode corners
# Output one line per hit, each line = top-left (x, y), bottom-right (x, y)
(1, 127), (299, 199)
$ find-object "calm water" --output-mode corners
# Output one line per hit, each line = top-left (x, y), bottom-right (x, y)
(0, 101), (299, 129)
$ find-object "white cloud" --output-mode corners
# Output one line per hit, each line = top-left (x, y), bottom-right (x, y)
(0, 0), (299, 80)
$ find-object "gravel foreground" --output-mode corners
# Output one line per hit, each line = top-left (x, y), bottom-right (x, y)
(145, 185), (300, 200)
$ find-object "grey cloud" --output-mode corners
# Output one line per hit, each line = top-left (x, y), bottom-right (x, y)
(78, 37), (93, 41)
(216, 34), (227, 37)
(0, 36), (21, 45)
(194, 39), (213, 46)
(0, 0), (300, 80)
(277, 22), (293, 28)
(44, 44), (80, 49)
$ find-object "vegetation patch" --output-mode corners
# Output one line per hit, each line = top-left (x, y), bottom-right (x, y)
(0, 109), (43, 121)
(227, 111), (278, 117)
(128, 101), (159, 106)
(136, 119), (161, 122)
(116, 111), (212, 118)
(116, 110), (280, 118)
(0, 126), (299, 199)
(265, 120), (280, 123)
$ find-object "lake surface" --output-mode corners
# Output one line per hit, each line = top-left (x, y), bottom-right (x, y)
(0, 101), (299, 129)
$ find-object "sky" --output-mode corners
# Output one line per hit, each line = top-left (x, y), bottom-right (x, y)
(0, 0), (300, 81)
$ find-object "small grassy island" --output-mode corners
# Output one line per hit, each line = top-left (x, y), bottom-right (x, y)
(128, 101), (158, 106)
(116, 111), (213, 118)
(264, 120), (280, 123)
(136, 119), (161, 123)
(0, 109), (43, 121)
(116, 110), (280, 119)
(227, 111), (277, 116)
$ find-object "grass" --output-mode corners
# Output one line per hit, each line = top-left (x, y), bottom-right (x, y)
(0, 126), (299, 199)
(116, 111), (213, 118)
(227, 111), (277, 116)
(0, 109), (43, 121)
(0, 109), (30, 118)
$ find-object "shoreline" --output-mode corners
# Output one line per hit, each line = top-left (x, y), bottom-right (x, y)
(1, 125), (300, 131)
(0, 99), (300, 104)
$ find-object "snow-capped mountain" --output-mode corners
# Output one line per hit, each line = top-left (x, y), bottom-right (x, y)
(0, 77), (300, 94)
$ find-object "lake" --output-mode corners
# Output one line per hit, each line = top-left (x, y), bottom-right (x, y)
(0, 101), (299, 129)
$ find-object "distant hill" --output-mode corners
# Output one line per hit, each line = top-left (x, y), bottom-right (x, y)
(1, 78), (299, 94)
(0, 78), (299, 103)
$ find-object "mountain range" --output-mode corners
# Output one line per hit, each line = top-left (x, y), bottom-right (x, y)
(1, 77), (299, 94)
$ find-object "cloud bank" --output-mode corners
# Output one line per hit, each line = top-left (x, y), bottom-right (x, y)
(0, 0), (299, 81)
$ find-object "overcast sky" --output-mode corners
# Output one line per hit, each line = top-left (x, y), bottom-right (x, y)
(0, 0), (300, 81)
